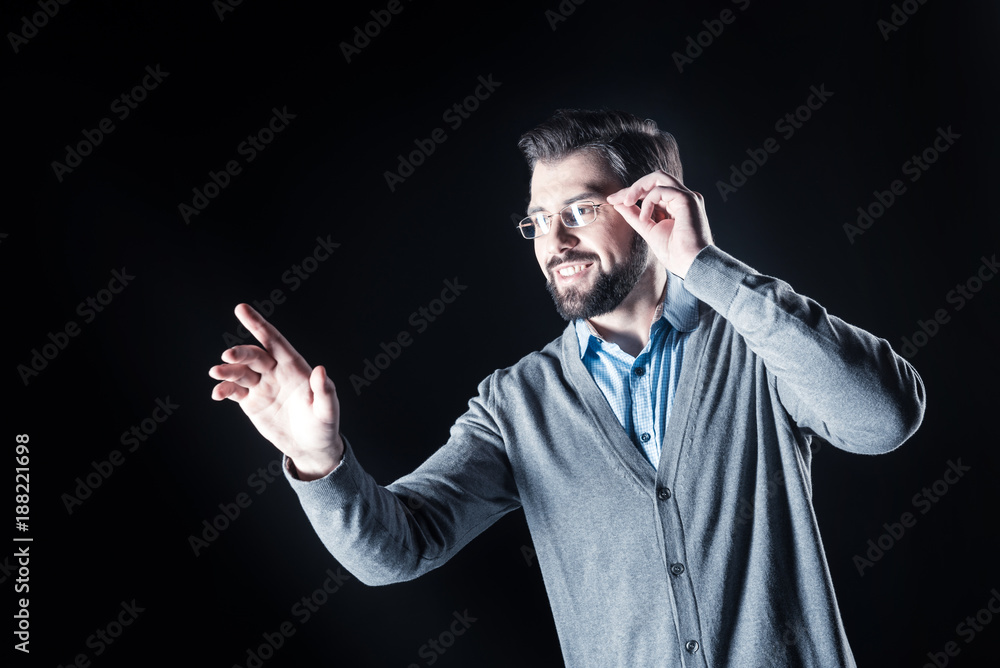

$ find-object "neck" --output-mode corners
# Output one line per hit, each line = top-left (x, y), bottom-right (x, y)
(586, 265), (666, 358)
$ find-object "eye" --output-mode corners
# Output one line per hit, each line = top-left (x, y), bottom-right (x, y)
(518, 214), (551, 239)
(534, 214), (552, 233)
(568, 201), (599, 226)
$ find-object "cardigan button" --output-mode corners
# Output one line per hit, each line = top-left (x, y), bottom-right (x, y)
(670, 563), (685, 576)
(657, 487), (671, 500)
(685, 640), (700, 653)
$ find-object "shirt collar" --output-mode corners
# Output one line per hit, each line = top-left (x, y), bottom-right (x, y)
(575, 271), (700, 358)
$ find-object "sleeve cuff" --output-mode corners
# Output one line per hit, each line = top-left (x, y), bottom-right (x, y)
(682, 244), (758, 318)
(282, 439), (348, 484)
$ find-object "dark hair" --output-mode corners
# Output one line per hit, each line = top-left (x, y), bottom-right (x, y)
(517, 109), (683, 186)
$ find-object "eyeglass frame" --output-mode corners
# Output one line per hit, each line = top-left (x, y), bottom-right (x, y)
(515, 200), (610, 240)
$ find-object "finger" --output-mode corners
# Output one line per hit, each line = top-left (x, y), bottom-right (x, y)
(621, 171), (686, 206)
(233, 303), (304, 367)
(211, 381), (249, 402)
(630, 188), (670, 224)
(616, 189), (680, 238)
(613, 201), (657, 238)
(310, 365), (338, 424)
(611, 201), (639, 224)
(606, 187), (627, 205)
(644, 185), (695, 219)
(639, 196), (660, 225)
(208, 363), (262, 388)
(222, 345), (278, 373)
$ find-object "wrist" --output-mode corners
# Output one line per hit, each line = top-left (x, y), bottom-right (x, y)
(290, 436), (345, 481)
(669, 246), (702, 279)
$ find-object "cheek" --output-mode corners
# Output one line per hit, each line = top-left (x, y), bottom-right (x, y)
(605, 227), (636, 262)
(588, 231), (620, 265)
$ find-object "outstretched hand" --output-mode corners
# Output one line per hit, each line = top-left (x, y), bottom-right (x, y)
(607, 170), (713, 278)
(208, 304), (343, 480)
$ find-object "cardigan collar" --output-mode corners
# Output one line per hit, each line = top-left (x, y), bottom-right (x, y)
(574, 270), (701, 358)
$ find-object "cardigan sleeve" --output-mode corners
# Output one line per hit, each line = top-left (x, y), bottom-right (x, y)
(281, 374), (521, 585)
(681, 244), (926, 454)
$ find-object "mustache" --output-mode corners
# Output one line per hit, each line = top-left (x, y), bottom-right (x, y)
(546, 251), (600, 272)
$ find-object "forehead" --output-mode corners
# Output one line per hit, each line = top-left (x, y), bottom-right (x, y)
(528, 151), (621, 213)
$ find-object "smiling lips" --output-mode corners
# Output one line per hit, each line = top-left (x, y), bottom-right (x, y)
(553, 262), (594, 283)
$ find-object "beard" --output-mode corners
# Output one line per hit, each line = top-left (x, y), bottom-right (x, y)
(546, 230), (650, 321)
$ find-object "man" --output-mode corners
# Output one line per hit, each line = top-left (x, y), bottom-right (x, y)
(208, 109), (925, 666)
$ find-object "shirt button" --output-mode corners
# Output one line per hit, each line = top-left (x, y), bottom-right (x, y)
(634, 367), (645, 376)
(640, 432), (651, 443)
(670, 563), (685, 576)
(685, 640), (700, 653)
(657, 487), (671, 500)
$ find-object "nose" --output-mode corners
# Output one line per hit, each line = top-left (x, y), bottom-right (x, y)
(542, 217), (578, 257)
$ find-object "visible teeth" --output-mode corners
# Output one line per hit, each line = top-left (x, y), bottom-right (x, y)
(558, 264), (587, 276)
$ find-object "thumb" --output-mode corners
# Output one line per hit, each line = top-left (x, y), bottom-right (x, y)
(613, 202), (654, 238)
(310, 365), (338, 424)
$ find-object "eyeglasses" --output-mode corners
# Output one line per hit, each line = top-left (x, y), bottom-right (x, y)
(516, 200), (608, 240)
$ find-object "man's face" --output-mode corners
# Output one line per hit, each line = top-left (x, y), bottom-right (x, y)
(528, 151), (650, 321)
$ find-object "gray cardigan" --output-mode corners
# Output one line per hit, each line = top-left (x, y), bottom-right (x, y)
(283, 245), (925, 667)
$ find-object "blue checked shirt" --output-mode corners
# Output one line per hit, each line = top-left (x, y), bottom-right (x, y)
(575, 272), (701, 469)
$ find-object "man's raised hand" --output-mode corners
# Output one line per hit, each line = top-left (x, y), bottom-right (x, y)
(208, 303), (343, 481)
(607, 170), (713, 279)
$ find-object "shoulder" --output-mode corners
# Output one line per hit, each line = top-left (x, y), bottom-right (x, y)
(478, 326), (572, 399)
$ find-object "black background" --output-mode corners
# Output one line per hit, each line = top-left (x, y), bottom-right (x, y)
(5, 0), (999, 666)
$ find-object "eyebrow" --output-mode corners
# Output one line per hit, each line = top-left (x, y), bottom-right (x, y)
(527, 190), (605, 216)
